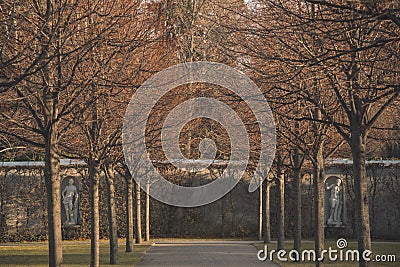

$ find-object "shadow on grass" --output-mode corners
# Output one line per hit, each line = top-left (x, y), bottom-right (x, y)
(0, 255), (48, 266)
(0, 242), (150, 267)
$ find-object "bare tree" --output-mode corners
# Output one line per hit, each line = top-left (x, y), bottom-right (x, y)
(115, 163), (135, 252)
(0, 1), (125, 265)
(280, 3), (400, 266)
(0, 0), (58, 90)
(219, 2), (399, 266)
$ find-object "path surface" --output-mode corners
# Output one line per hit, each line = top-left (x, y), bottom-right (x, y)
(136, 241), (278, 267)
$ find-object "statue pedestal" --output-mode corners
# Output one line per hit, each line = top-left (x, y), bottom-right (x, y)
(324, 222), (344, 228)
(62, 224), (81, 240)
(62, 223), (80, 229)
(325, 224), (346, 239)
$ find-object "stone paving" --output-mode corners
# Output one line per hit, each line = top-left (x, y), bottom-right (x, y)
(136, 241), (278, 267)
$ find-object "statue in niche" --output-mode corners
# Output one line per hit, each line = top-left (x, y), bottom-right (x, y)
(62, 178), (79, 225)
(326, 178), (343, 225)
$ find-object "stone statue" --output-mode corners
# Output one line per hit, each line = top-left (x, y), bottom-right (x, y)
(62, 178), (79, 225)
(326, 178), (342, 225)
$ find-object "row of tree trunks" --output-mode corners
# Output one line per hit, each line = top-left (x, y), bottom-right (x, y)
(123, 168), (151, 253)
(90, 162), (149, 264)
(88, 161), (149, 265)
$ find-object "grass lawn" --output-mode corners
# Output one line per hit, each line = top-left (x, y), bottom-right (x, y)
(151, 237), (257, 242)
(254, 241), (399, 267)
(0, 239), (150, 267)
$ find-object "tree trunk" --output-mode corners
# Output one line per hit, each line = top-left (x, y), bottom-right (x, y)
(89, 160), (100, 267)
(0, 171), (7, 236)
(350, 126), (372, 267)
(313, 145), (325, 267)
(105, 161), (118, 264)
(135, 181), (142, 244)
(145, 181), (150, 242)
(277, 157), (285, 251)
(263, 179), (271, 243)
(221, 195), (225, 238)
(44, 130), (63, 267)
(124, 169), (134, 252)
(258, 177), (263, 241)
(43, 75), (63, 267)
(293, 148), (302, 255)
